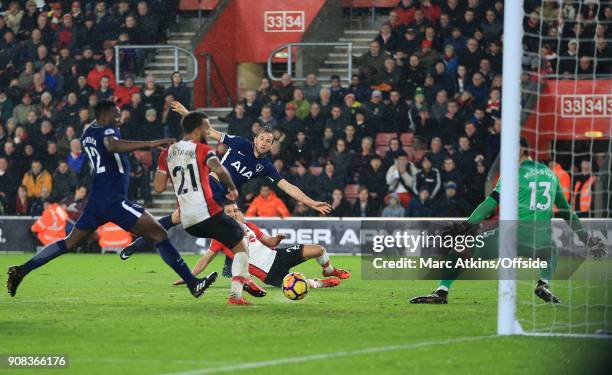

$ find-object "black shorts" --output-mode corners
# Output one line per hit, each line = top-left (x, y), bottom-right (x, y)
(264, 245), (306, 287)
(185, 212), (244, 250)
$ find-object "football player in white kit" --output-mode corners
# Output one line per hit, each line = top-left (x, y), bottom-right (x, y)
(156, 111), (265, 305)
(173, 201), (351, 289)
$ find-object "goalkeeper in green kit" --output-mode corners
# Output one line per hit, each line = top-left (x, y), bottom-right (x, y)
(410, 138), (607, 304)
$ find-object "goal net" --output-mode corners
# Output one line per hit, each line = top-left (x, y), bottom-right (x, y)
(499, 0), (611, 337)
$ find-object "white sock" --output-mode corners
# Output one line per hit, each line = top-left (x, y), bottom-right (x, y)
(307, 278), (324, 288)
(316, 250), (334, 273)
(436, 285), (449, 292)
(230, 251), (249, 298)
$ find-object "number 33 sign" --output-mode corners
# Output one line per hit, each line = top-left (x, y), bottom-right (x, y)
(265, 11), (305, 32)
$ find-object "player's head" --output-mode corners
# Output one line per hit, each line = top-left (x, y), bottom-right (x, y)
(223, 200), (244, 223)
(94, 100), (119, 126)
(253, 126), (274, 156)
(181, 111), (209, 143)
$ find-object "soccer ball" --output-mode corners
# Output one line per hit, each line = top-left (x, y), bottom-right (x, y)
(282, 272), (308, 300)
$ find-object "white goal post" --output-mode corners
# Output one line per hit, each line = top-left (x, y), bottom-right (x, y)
(498, 0), (612, 338)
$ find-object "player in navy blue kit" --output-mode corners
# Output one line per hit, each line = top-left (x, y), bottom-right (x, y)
(119, 101), (332, 271)
(7, 101), (217, 299)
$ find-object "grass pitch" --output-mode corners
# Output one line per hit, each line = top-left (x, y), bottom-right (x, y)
(1, 254), (611, 375)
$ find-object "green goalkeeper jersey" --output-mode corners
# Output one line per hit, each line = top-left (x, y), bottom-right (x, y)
(470, 159), (584, 249)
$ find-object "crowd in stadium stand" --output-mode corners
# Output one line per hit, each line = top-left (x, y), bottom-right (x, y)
(0, 0), (610, 221)
(231, 0), (610, 218)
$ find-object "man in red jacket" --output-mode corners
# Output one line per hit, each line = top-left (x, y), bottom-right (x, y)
(87, 61), (117, 90)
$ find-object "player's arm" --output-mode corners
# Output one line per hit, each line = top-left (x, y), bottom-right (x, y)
(153, 148), (169, 193)
(173, 249), (217, 285)
(103, 137), (174, 153)
(153, 170), (168, 193)
(260, 233), (287, 248)
(207, 156), (239, 200)
(170, 101), (222, 141)
(277, 178), (332, 215)
(441, 188), (498, 238)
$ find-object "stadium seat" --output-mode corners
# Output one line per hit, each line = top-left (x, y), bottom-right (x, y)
(375, 133), (397, 147)
(309, 166), (323, 176)
(400, 133), (414, 146)
(344, 184), (360, 201)
(133, 151), (153, 169)
(412, 148), (428, 163)
(376, 145), (389, 158)
(402, 146), (415, 160)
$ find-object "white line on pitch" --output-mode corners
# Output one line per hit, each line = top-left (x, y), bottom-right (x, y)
(160, 335), (498, 375)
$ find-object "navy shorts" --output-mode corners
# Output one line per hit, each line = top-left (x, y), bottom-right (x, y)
(209, 175), (227, 206)
(75, 198), (145, 232)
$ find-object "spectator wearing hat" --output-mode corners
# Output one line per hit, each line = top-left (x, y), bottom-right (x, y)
(433, 182), (471, 217)
(382, 193), (406, 217)
(405, 188), (434, 217)
(417, 38), (441, 69)
(278, 102), (303, 139)
(340, 93), (362, 125)
(364, 90), (386, 132)
(397, 27), (420, 57)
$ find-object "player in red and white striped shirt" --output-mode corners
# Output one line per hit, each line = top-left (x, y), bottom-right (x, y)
(174, 201), (351, 289)
(155, 112), (264, 305)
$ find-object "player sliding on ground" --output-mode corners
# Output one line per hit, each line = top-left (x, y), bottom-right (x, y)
(154, 111), (265, 305)
(174, 201), (350, 289)
(7, 101), (218, 299)
(410, 137), (606, 305)
(120, 101), (331, 277)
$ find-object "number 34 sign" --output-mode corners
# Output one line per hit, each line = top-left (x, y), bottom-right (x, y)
(264, 11), (305, 32)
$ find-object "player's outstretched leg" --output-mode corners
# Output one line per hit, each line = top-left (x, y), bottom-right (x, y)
(302, 245), (351, 279)
(131, 212), (215, 298)
(7, 228), (92, 297)
(120, 212), (177, 260)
